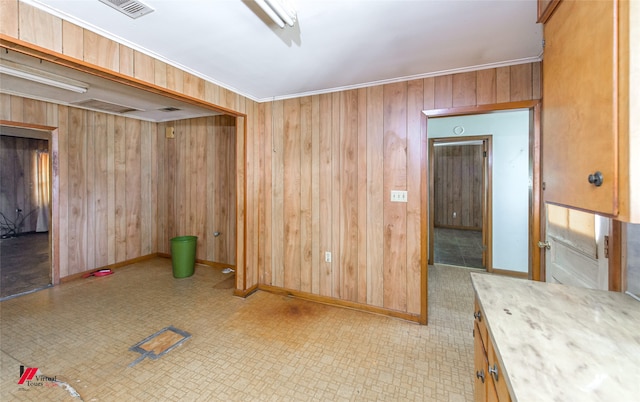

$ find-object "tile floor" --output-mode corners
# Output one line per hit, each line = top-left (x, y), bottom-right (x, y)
(1, 258), (475, 401)
(434, 228), (484, 269)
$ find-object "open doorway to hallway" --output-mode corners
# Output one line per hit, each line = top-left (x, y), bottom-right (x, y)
(431, 139), (488, 269)
(1, 128), (52, 299)
(427, 109), (533, 276)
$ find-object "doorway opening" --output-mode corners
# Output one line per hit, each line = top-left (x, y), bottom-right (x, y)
(429, 137), (491, 270)
(0, 126), (53, 299)
(424, 104), (541, 279)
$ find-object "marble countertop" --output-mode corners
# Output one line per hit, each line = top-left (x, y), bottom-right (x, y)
(471, 273), (640, 402)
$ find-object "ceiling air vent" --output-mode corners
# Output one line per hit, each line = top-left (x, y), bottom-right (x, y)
(98, 0), (154, 19)
(160, 107), (181, 112)
(71, 99), (140, 114)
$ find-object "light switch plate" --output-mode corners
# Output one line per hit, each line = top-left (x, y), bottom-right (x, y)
(390, 190), (408, 202)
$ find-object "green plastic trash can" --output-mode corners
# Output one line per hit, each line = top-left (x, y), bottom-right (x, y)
(170, 236), (197, 278)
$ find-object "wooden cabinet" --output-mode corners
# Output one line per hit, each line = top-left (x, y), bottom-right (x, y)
(473, 299), (511, 402)
(541, 0), (639, 222)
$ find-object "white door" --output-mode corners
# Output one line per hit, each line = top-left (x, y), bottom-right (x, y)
(544, 204), (609, 290)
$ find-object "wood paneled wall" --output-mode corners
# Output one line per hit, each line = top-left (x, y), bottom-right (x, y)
(1, 0), (541, 319)
(0, 135), (48, 234)
(156, 116), (236, 265)
(255, 64), (541, 318)
(1, 1), (253, 287)
(433, 145), (483, 229)
(0, 94), (158, 277)
(1, 95), (237, 277)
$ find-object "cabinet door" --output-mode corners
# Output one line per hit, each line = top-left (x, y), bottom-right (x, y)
(474, 322), (488, 402)
(542, 0), (619, 216)
(487, 339), (511, 402)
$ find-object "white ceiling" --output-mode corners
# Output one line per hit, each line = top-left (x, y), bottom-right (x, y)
(23, 0), (543, 102)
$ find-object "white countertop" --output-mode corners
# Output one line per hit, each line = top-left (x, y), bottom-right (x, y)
(471, 272), (640, 402)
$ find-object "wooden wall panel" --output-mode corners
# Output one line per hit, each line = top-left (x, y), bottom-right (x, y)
(106, 115), (116, 265)
(94, 113), (109, 267)
(62, 21), (83, 60)
(300, 97), (313, 293)
(246, 101), (259, 288)
(260, 102), (273, 285)
(406, 79), (424, 314)
(257, 62), (540, 320)
(67, 108), (87, 273)
(366, 86), (384, 307)
(382, 82), (408, 312)
(271, 100), (284, 286)
(356, 88), (367, 304)
(18, 2), (62, 52)
(140, 123), (154, 255)
(435, 75), (453, 109)
(496, 66), (511, 103)
(0, 0), (18, 37)
(283, 98), (301, 290)
(119, 45), (134, 76)
(330, 92), (341, 298)
(114, 116), (127, 263)
(340, 90), (359, 302)
(57, 106), (69, 277)
(433, 145), (483, 229)
(183, 73), (205, 100)
(452, 72), (477, 107)
(86, 113), (96, 270)
(134, 51), (155, 84)
(510, 63), (533, 101)
(83, 31), (119, 71)
(318, 94), (332, 296)
(476, 69), (497, 105)
(155, 116), (237, 264)
(2, 98), (238, 276)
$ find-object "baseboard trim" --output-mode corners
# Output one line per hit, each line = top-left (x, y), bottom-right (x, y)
(490, 268), (529, 279)
(258, 284), (422, 324)
(234, 284), (258, 298)
(157, 253), (236, 270)
(61, 253), (159, 283)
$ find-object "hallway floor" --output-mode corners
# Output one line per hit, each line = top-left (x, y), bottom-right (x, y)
(1, 258), (474, 401)
(0, 232), (51, 299)
(434, 228), (484, 269)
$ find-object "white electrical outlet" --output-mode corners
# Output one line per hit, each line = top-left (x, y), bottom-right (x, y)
(325, 252), (332, 263)
(390, 190), (408, 203)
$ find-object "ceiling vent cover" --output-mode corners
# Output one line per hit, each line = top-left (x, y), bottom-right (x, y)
(98, 0), (154, 19)
(71, 99), (140, 114)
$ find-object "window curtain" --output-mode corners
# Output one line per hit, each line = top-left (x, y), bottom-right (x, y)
(35, 150), (50, 233)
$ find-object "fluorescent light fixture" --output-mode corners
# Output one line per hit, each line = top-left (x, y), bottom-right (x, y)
(255, 0), (297, 28)
(0, 60), (88, 94)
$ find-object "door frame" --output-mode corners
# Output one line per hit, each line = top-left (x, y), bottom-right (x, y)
(0, 122), (58, 285)
(0, 37), (250, 294)
(428, 136), (492, 270)
(423, 100), (542, 280)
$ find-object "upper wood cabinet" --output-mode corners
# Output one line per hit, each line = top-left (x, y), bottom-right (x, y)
(537, 0), (561, 23)
(542, 0), (639, 223)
